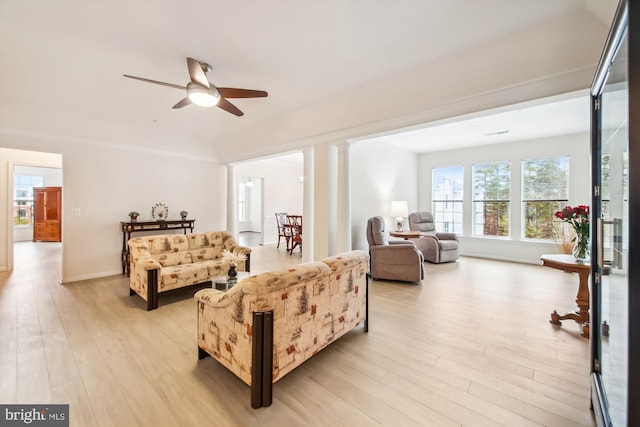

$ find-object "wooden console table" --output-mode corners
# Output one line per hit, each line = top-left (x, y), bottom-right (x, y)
(541, 254), (591, 338)
(121, 220), (195, 276)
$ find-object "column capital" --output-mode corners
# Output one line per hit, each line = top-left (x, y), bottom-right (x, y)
(337, 140), (353, 153)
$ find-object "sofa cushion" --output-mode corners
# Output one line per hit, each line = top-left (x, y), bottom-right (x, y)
(189, 247), (219, 262)
(145, 235), (191, 267)
(187, 231), (226, 251)
(153, 251), (193, 267)
(197, 259), (228, 278)
(160, 263), (210, 292)
(147, 234), (190, 253)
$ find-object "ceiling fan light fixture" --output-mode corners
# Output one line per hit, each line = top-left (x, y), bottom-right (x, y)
(187, 84), (220, 107)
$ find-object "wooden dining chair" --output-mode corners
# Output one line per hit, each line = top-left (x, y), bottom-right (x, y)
(274, 213), (291, 250)
(287, 215), (302, 255)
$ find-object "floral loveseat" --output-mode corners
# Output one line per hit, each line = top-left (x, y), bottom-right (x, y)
(128, 231), (251, 310)
(195, 250), (369, 408)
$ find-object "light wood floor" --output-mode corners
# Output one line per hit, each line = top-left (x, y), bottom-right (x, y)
(0, 242), (594, 426)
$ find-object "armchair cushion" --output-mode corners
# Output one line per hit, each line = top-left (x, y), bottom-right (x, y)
(409, 211), (436, 233)
(366, 216), (389, 246)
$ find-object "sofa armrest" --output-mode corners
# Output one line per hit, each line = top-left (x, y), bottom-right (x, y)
(435, 232), (458, 241)
(196, 284), (256, 388)
(388, 239), (418, 247)
(370, 245), (423, 282)
(230, 245), (252, 272)
(371, 244), (423, 261)
(234, 245), (252, 255)
(194, 288), (236, 308)
(137, 258), (162, 271)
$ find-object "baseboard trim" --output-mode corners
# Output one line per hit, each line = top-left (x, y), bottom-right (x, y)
(61, 270), (122, 284)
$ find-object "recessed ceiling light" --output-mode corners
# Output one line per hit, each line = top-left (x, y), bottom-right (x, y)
(484, 130), (510, 136)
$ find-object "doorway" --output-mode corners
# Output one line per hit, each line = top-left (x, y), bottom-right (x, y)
(235, 153), (304, 248)
(238, 176), (264, 247)
(1, 148), (63, 274)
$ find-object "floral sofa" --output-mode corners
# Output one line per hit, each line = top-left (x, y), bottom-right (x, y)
(195, 250), (369, 408)
(128, 231), (251, 310)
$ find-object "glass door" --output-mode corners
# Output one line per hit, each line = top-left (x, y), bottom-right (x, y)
(590, 1), (638, 425)
(596, 35), (628, 426)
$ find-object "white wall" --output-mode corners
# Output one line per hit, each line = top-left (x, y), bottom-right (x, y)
(0, 135), (226, 282)
(417, 132), (590, 263)
(235, 154), (304, 245)
(351, 141), (418, 251)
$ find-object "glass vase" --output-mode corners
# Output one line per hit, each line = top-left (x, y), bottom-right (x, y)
(573, 233), (589, 262)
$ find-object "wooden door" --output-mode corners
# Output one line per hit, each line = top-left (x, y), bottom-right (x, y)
(33, 189), (46, 222)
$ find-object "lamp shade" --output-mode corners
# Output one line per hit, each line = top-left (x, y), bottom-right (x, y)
(390, 201), (408, 218)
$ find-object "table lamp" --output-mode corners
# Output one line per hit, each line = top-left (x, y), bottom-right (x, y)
(390, 201), (408, 231)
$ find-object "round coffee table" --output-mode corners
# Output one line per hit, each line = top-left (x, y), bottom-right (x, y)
(213, 271), (250, 290)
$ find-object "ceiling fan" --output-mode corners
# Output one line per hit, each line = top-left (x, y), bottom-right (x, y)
(123, 57), (268, 117)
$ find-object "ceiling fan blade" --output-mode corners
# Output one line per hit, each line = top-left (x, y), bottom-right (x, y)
(217, 97), (244, 116)
(123, 74), (185, 90)
(187, 57), (210, 89)
(172, 97), (192, 109)
(218, 88), (268, 98)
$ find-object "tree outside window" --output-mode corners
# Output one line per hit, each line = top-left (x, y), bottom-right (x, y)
(432, 166), (463, 234)
(472, 161), (510, 237)
(522, 156), (569, 240)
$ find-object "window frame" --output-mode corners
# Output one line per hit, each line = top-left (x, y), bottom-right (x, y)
(13, 175), (44, 227)
(238, 182), (247, 223)
(431, 165), (463, 234)
(472, 160), (511, 238)
(521, 155), (570, 241)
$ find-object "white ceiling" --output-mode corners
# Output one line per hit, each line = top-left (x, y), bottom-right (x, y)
(363, 90), (591, 153)
(0, 1), (617, 160)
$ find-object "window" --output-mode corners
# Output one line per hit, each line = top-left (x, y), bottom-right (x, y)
(432, 166), (463, 233)
(522, 156), (569, 240)
(472, 161), (510, 237)
(238, 183), (246, 222)
(13, 175), (44, 226)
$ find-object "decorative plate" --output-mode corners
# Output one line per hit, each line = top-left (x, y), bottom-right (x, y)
(152, 203), (168, 220)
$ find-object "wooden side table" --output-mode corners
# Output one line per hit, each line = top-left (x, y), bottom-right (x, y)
(389, 230), (421, 240)
(541, 254), (591, 338)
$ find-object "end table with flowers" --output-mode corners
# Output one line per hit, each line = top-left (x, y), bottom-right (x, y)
(554, 205), (590, 262)
(222, 249), (247, 280)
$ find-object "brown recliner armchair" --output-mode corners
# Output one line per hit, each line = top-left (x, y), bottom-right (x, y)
(408, 212), (459, 263)
(366, 216), (424, 283)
